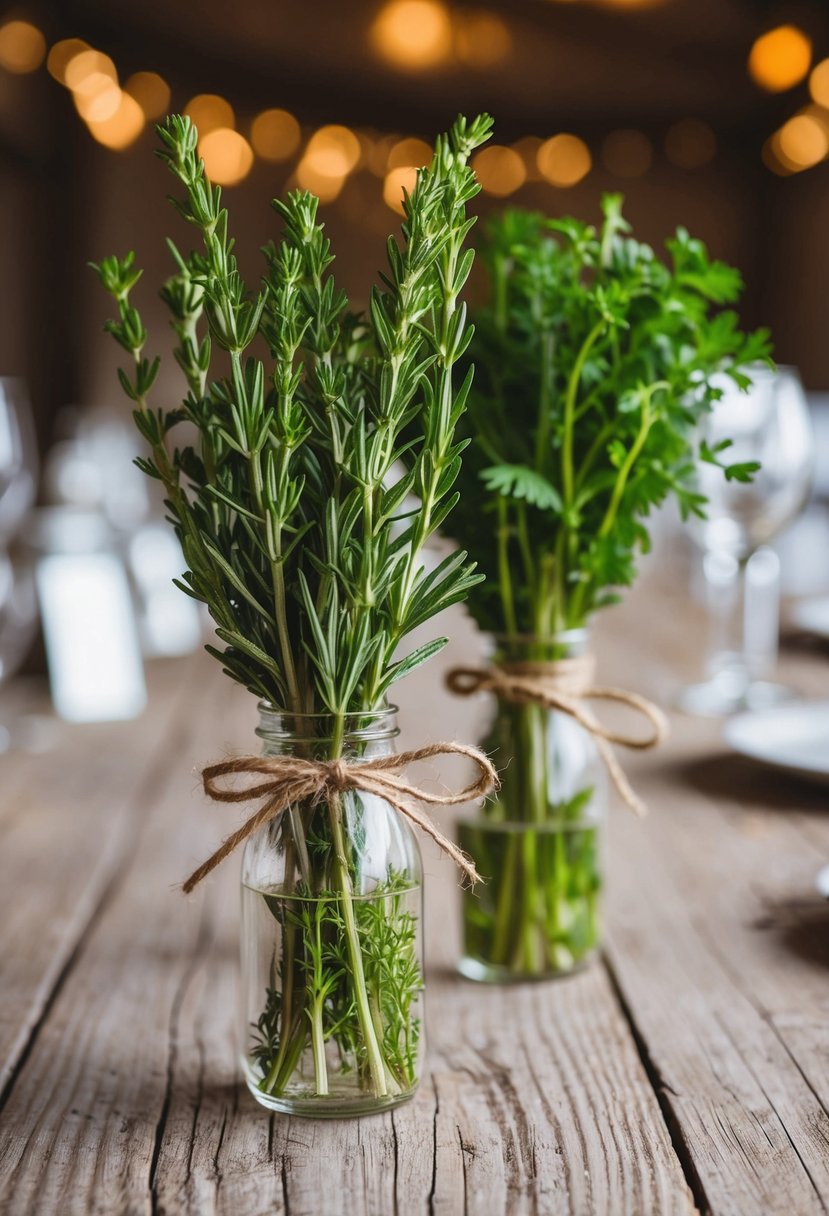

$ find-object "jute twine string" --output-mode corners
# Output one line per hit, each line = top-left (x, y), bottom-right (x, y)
(183, 741), (499, 893)
(446, 653), (668, 817)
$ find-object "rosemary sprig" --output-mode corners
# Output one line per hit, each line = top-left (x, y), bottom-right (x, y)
(93, 112), (493, 1107)
(93, 112), (493, 716)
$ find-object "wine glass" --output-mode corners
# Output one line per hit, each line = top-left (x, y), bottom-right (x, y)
(679, 364), (814, 716)
(0, 379), (40, 749)
(0, 378), (38, 541)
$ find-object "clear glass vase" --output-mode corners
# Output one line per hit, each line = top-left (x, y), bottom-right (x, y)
(240, 706), (424, 1117)
(458, 632), (607, 982)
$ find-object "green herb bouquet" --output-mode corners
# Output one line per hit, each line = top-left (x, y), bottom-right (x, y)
(94, 112), (496, 1115)
(447, 196), (769, 981)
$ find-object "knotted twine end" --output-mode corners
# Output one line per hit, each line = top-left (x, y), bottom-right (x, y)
(447, 654), (668, 817)
(182, 742), (499, 895)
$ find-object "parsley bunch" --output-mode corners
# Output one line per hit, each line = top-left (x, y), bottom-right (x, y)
(452, 196), (770, 638)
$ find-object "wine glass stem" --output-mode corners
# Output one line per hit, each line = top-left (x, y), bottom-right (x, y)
(703, 549), (746, 687)
(743, 546), (780, 684)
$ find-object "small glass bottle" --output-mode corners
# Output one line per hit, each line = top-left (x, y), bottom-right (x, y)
(240, 706), (424, 1116)
(458, 631), (607, 982)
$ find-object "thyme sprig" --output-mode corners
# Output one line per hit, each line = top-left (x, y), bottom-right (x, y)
(93, 111), (493, 715)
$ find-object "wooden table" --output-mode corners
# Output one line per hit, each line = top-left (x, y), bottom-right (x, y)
(2, 580), (829, 1215)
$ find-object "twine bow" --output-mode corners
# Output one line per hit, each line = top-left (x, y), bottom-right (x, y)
(446, 653), (668, 817)
(183, 741), (499, 893)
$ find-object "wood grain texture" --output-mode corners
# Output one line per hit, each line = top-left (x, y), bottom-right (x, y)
(1, 581), (827, 1214)
(600, 579), (829, 1216)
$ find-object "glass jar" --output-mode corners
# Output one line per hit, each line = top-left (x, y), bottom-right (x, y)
(240, 706), (424, 1117)
(458, 632), (607, 982)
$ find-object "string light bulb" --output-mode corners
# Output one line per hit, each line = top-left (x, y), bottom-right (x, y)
(748, 25), (812, 93)
(472, 145), (526, 196)
(0, 20), (46, 74)
(251, 109), (301, 161)
(125, 72), (171, 120)
(537, 134), (592, 187)
(184, 94), (235, 137)
(370, 0), (453, 70)
(199, 128), (254, 185)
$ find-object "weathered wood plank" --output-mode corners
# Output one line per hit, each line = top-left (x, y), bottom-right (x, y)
(596, 586), (829, 1216)
(148, 631), (696, 1216)
(0, 656), (204, 1099)
(0, 663), (255, 1215)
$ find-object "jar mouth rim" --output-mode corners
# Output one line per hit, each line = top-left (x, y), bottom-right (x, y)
(493, 629), (589, 645)
(256, 702), (399, 722)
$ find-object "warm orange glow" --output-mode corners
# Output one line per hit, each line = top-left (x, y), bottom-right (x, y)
(303, 125), (361, 179)
(296, 158), (346, 202)
(86, 92), (145, 150)
(809, 59), (829, 107)
(387, 137), (432, 170)
(472, 145), (526, 196)
(777, 113), (828, 170)
(762, 135), (791, 176)
(366, 133), (401, 176)
(454, 11), (511, 68)
(75, 81), (123, 123)
(512, 136), (543, 180)
(184, 94), (235, 138)
(65, 50), (117, 95)
(47, 38), (90, 83)
(371, 0), (453, 70)
(0, 20), (46, 74)
(664, 118), (717, 169)
(383, 165), (419, 213)
(251, 108), (301, 161)
(199, 128), (254, 185)
(125, 72), (171, 120)
(537, 134), (591, 187)
(600, 0), (666, 8)
(748, 25), (811, 93)
(601, 129), (652, 178)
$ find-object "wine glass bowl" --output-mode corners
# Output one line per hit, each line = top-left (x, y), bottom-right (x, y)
(680, 364), (815, 716)
(0, 378), (38, 544)
(693, 366), (814, 559)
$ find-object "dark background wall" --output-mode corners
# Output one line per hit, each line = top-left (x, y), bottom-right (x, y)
(2, 0), (828, 448)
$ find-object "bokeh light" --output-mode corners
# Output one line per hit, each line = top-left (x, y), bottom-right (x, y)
(454, 11), (511, 68)
(0, 20), (46, 74)
(125, 72), (171, 120)
(809, 59), (829, 108)
(777, 113), (828, 171)
(303, 125), (361, 178)
(86, 92), (145, 150)
(184, 94), (235, 138)
(251, 109), (301, 161)
(383, 165), (419, 214)
(199, 128), (254, 185)
(64, 50), (117, 95)
(296, 158), (346, 203)
(601, 129), (652, 177)
(387, 137), (432, 170)
(664, 118), (717, 168)
(512, 136), (543, 181)
(75, 81), (123, 124)
(46, 39), (90, 83)
(537, 134), (592, 187)
(371, 0), (453, 70)
(748, 26), (812, 93)
(472, 145), (526, 196)
(366, 133), (401, 176)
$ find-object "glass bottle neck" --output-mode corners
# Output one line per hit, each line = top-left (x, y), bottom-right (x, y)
(256, 705), (400, 761)
(494, 630), (590, 666)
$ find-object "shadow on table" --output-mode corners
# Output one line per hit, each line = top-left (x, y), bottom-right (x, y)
(754, 897), (829, 970)
(673, 752), (829, 816)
